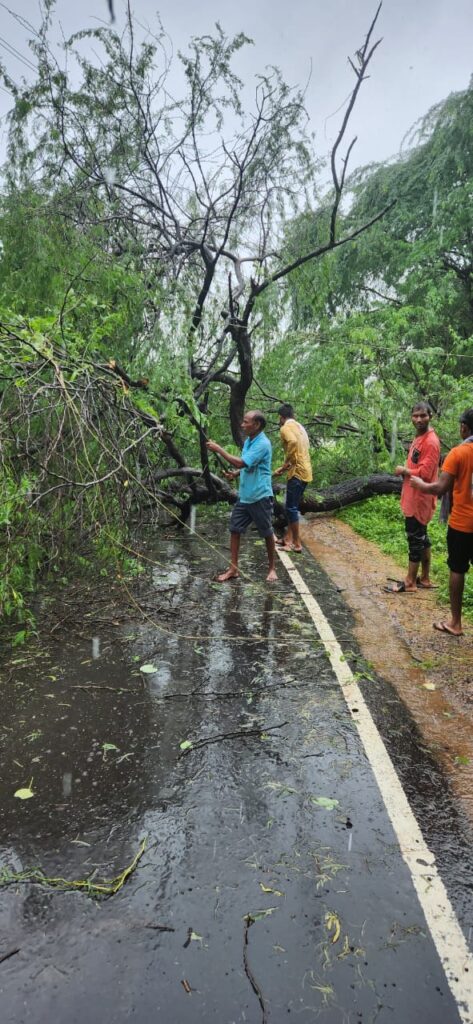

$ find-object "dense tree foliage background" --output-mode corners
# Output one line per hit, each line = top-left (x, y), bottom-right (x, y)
(0, 3), (471, 624)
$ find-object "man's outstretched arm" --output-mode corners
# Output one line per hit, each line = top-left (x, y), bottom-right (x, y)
(206, 439), (246, 469)
(410, 470), (454, 496)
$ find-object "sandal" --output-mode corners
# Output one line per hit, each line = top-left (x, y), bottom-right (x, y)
(383, 581), (416, 594)
(433, 621), (463, 637)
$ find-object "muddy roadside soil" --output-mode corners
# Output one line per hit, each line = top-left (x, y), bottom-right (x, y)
(302, 515), (473, 823)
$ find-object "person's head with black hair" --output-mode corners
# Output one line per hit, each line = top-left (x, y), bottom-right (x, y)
(459, 408), (473, 437)
(278, 403), (294, 425)
(411, 400), (432, 415)
(411, 401), (433, 435)
(242, 409), (266, 437)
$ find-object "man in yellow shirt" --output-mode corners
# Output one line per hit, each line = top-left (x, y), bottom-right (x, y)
(273, 404), (312, 553)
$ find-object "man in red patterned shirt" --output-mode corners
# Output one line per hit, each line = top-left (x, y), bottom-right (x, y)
(386, 402), (440, 593)
(411, 408), (473, 635)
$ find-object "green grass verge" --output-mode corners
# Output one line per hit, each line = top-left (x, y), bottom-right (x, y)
(337, 495), (473, 622)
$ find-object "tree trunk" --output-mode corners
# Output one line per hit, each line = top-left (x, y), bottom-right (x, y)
(228, 325), (253, 446)
(299, 473), (402, 514)
(157, 470), (402, 521)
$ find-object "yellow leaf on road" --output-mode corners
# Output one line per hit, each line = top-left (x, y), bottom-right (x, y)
(325, 911), (341, 944)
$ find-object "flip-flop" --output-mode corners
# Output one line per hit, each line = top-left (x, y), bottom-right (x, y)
(383, 581), (415, 594)
(433, 621), (464, 637)
(417, 579), (438, 589)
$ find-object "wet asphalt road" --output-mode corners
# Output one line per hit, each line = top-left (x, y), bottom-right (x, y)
(0, 523), (472, 1023)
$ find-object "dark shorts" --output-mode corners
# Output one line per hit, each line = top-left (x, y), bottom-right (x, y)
(230, 497), (274, 538)
(285, 477), (308, 524)
(447, 526), (473, 575)
(404, 515), (431, 563)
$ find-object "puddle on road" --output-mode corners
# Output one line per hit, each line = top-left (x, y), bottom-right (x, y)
(0, 524), (471, 1024)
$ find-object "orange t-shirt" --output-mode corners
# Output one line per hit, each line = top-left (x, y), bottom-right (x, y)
(400, 429), (440, 525)
(442, 442), (473, 533)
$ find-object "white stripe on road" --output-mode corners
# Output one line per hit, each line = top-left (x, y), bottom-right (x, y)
(278, 549), (473, 1024)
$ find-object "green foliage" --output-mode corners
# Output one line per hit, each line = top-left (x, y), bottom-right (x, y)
(282, 83), (473, 357)
(256, 316), (471, 488)
(257, 81), (473, 483)
(0, 473), (41, 623)
(0, 307), (186, 626)
(0, 12), (472, 627)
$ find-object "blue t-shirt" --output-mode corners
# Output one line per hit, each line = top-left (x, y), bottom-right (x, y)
(239, 432), (273, 503)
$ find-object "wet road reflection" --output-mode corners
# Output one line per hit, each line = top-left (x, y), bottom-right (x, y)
(0, 524), (471, 1023)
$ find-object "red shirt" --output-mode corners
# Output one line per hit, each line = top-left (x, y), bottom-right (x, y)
(400, 428), (440, 525)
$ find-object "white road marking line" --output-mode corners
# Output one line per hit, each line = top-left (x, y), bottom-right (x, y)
(278, 549), (473, 1024)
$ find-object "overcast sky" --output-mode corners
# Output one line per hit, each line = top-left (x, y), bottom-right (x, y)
(0, 0), (471, 170)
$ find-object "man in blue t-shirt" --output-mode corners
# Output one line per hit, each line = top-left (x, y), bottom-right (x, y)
(207, 410), (277, 582)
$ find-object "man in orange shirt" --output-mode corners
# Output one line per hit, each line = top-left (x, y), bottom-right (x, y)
(411, 408), (473, 636)
(386, 402), (440, 593)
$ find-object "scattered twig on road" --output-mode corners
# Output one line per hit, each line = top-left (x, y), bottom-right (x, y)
(0, 948), (20, 965)
(69, 684), (134, 693)
(144, 923), (175, 932)
(243, 915), (268, 1024)
(178, 722), (288, 757)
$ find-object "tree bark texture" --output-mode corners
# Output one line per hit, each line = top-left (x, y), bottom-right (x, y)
(165, 470), (402, 519)
(299, 473), (402, 514)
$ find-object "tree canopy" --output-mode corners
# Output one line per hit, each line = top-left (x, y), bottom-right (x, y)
(0, 4), (471, 623)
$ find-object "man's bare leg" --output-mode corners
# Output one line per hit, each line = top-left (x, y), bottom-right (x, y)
(276, 528), (291, 549)
(215, 532), (241, 582)
(276, 521), (302, 552)
(434, 571), (464, 635)
(419, 547), (434, 586)
(388, 560), (419, 592)
(404, 560), (419, 591)
(289, 520), (302, 552)
(265, 534), (278, 582)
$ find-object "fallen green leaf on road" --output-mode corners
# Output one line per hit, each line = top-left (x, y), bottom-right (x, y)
(14, 784), (34, 800)
(260, 882), (284, 896)
(14, 776), (34, 800)
(179, 740), (193, 751)
(140, 663), (158, 674)
(310, 796), (339, 810)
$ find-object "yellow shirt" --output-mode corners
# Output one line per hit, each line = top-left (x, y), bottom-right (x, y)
(280, 419), (312, 483)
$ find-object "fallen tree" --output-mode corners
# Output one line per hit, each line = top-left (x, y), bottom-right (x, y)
(155, 469), (402, 522)
(300, 473), (402, 514)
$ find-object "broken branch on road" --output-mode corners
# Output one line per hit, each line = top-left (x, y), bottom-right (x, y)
(178, 722), (288, 757)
